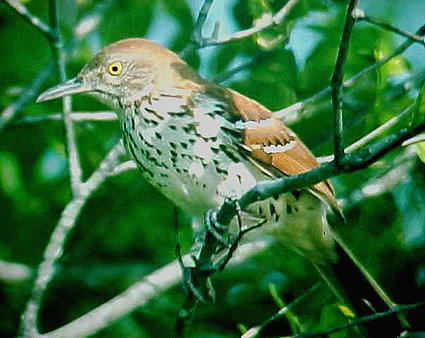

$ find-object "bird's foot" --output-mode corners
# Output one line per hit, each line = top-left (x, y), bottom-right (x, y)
(176, 243), (215, 304)
(204, 209), (230, 248)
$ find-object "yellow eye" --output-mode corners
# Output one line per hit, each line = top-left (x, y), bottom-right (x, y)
(108, 62), (123, 76)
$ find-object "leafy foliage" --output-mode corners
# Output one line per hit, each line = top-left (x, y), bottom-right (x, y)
(1, 0), (425, 337)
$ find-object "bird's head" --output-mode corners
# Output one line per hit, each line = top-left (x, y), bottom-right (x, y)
(37, 38), (192, 108)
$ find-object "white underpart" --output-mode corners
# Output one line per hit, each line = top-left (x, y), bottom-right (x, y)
(194, 113), (222, 138)
(193, 138), (214, 161)
(217, 162), (257, 200)
(189, 161), (205, 179)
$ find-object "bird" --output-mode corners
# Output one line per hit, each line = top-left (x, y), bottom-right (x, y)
(37, 38), (403, 335)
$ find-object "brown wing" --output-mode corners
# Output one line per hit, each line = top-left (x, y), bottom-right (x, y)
(169, 59), (340, 215)
(227, 89), (341, 215)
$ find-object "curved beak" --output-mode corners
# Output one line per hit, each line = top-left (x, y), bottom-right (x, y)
(37, 77), (92, 103)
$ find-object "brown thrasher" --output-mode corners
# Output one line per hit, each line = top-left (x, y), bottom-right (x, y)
(37, 38), (401, 333)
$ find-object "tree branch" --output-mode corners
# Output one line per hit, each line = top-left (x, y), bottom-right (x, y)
(0, 0), (114, 132)
(193, 0), (214, 46)
(354, 9), (425, 46)
(204, 0), (301, 47)
(319, 103), (415, 162)
(47, 0), (83, 196)
(216, 119), (425, 234)
(287, 302), (424, 338)
(331, 0), (359, 165)
(20, 142), (126, 338)
(0, 62), (55, 132)
(15, 111), (117, 124)
(3, 0), (57, 41)
(275, 23), (425, 124)
(33, 240), (270, 338)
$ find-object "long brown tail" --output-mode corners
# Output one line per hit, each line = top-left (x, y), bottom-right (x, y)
(314, 234), (408, 337)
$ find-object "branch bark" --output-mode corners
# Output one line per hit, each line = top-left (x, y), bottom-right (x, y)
(331, 0), (359, 165)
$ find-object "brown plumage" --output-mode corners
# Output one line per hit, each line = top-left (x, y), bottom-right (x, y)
(37, 38), (402, 335)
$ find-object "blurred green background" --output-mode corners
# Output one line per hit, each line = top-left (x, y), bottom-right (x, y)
(1, 0), (425, 337)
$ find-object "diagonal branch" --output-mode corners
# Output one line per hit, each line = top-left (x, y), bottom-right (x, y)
(275, 23), (425, 124)
(0, 0), (114, 133)
(355, 9), (425, 46)
(319, 103), (415, 162)
(3, 0), (57, 41)
(218, 119), (425, 230)
(288, 302), (424, 338)
(205, 0), (301, 47)
(0, 62), (55, 132)
(20, 142), (126, 338)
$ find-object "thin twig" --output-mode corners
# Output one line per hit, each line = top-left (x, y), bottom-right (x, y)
(275, 23), (425, 124)
(109, 160), (137, 176)
(286, 302), (424, 338)
(340, 148), (416, 209)
(355, 9), (425, 46)
(242, 284), (321, 338)
(48, 0), (83, 196)
(3, 0), (56, 41)
(319, 103), (415, 162)
(15, 111), (117, 124)
(205, 0), (300, 47)
(0, 62), (55, 132)
(20, 142), (126, 338)
(0, 260), (33, 284)
(193, 0), (214, 45)
(0, 0), (114, 133)
(331, 0), (359, 165)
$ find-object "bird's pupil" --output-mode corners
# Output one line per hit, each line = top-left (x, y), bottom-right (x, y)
(112, 66), (118, 72)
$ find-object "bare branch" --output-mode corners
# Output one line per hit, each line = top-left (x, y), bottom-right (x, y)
(109, 160), (137, 176)
(0, 0), (113, 133)
(242, 284), (321, 338)
(354, 9), (425, 46)
(331, 0), (359, 165)
(193, 0), (215, 45)
(15, 111), (117, 124)
(36, 240), (270, 338)
(275, 23), (425, 124)
(47, 0), (83, 196)
(341, 148), (416, 209)
(319, 103), (415, 162)
(3, 0), (56, 41)
(205, 0), (300, 47)
(20, 142), (126, 338)
(0, 260), (33, 284)
(213, 119), (425, 230)
(284, 302), (423, 338)
(0, 62), (55, 132)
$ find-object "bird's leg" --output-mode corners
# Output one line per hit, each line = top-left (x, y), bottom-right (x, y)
(204, 209), (230, 248)
(216, 202), (267, 272)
